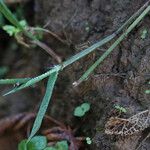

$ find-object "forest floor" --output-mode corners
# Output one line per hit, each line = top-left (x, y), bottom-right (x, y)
(0, 0), (150, 150)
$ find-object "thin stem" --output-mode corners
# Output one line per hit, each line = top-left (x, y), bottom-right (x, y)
(31, 27), (67, 45)
(32, 40), (62, 63)
(0, 78), (30, 84)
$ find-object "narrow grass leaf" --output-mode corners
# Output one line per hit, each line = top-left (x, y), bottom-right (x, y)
(28, 71), (58, 141)
(62, 34), (115, 68)
(55, 141), (68, 150)
(3, 66), (60, 96)
(0, 0), (23, 30)
(75, 6), (150, 85)
(27, 136), (47, 150)
(0, 78), (30, 85)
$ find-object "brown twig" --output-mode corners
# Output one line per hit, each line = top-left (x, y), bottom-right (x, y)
(30, 27), (68, 46)
(32, 40), (62, 63)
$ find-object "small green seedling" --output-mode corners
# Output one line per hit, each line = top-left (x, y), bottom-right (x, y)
(114, 105), (127, 113)
(18, 136), (47, 150)
(18, 140), (27, 150)
(141, 28), (148, 39)
(85, 22), (90, 32)
(86, 137), (92, 145)
(54, 141), (68, 150)
(3, 20), (27, 36)
(74, 102), (90, 117)
(44, 148), (56, 150)
(3, 20), (43, 41)
(145, 90), (150, 94)
(43, 140), (68, 150)
(18, 136), (68, 150)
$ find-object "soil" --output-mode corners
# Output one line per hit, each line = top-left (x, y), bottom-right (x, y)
(0, 0), (150, 150)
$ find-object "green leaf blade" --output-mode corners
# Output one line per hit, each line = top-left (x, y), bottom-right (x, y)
(44, 148), (56, 150)
(81, 103), (90, 112)
(28, 71), (58, 141)
(18, 140), (27, 150)
(3, 66), (60, 96)
(0, 0), (24, 30)
(74, 103), (90, 117)
(55, 141), (68, 150)
(27, 136), (47, 150)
